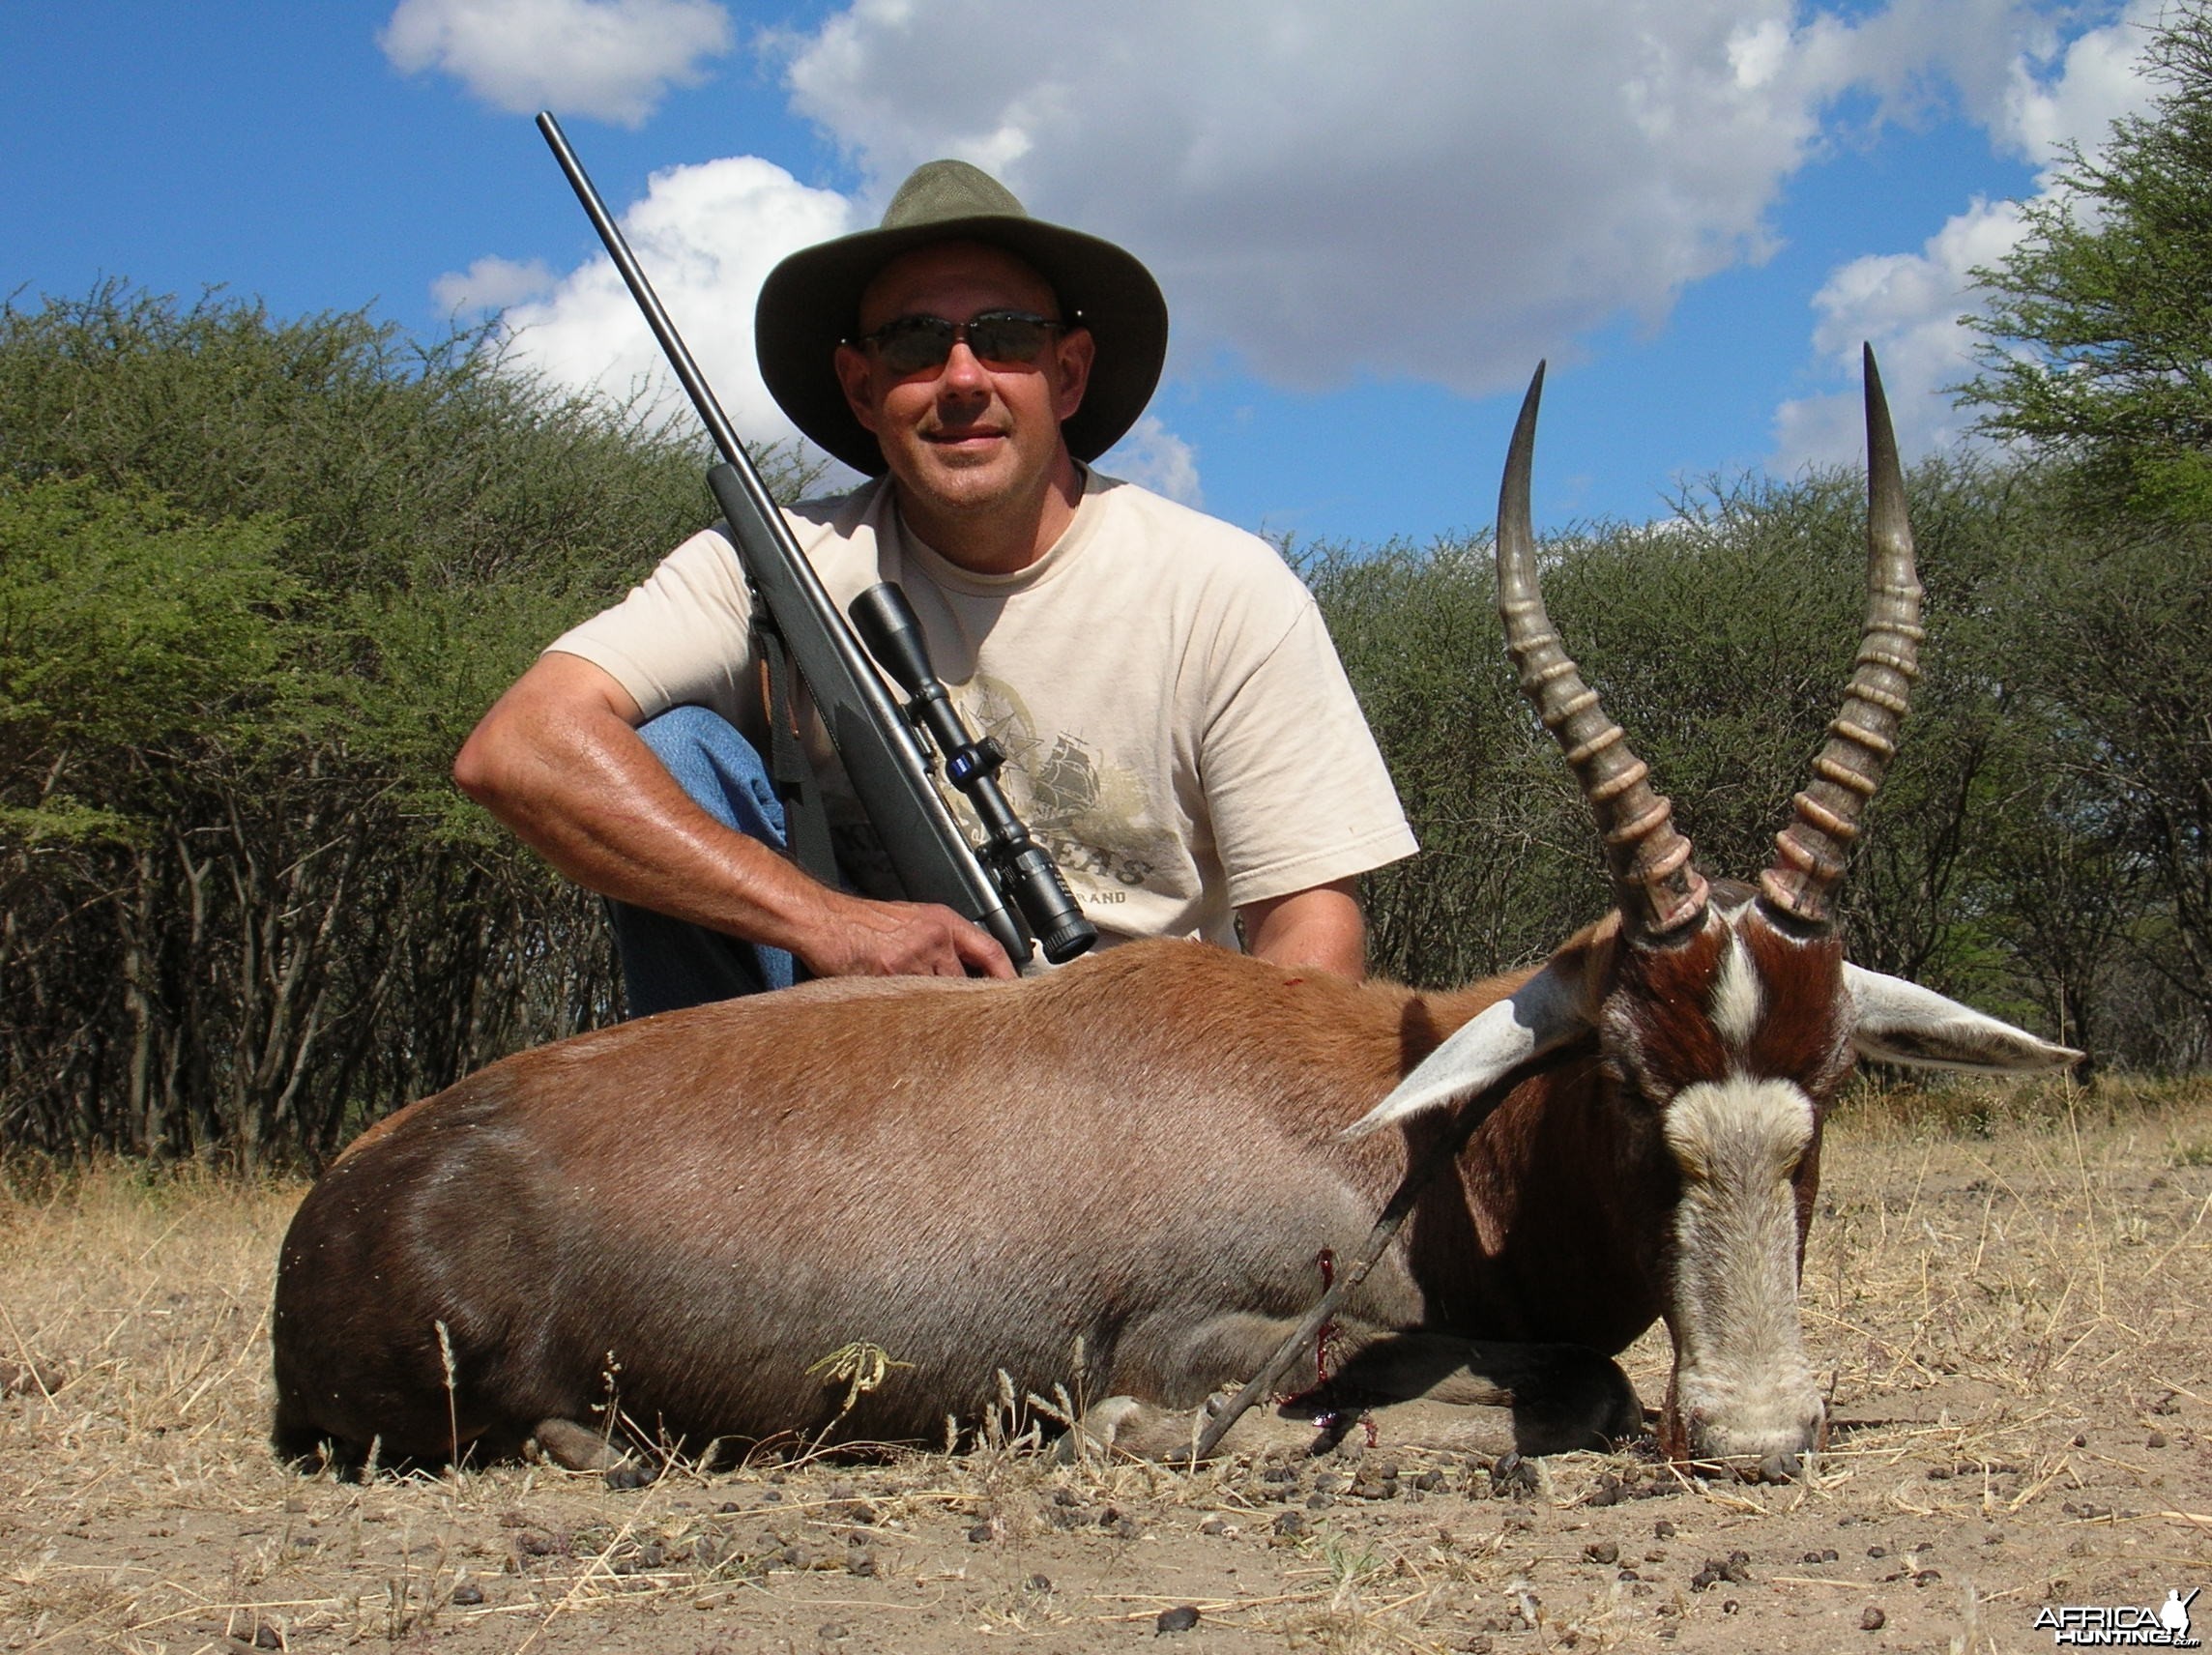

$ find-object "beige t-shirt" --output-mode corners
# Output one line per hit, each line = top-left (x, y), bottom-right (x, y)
(549, 471), (1415, 951)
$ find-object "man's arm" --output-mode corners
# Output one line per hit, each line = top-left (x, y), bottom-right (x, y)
(1238, 878), (1367, 980)
(452, 652), (1014, 979)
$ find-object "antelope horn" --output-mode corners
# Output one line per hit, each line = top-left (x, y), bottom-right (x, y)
(1497, 363), (1708, 941)
(1759, 344), (1925, 929)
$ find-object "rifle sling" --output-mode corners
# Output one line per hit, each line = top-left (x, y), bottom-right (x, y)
(756, 619), (842, 891)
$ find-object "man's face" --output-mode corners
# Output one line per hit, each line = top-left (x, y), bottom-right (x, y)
(833, 241), (1094, 531)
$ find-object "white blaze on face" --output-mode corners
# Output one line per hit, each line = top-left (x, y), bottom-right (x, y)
(1707, 925), (1765, 1051)
(1660, 938), (1825, 1460)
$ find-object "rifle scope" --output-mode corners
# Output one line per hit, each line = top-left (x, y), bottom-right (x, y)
(850, 583), (1098, 966)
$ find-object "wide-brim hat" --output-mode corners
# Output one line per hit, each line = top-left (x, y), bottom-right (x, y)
(757, 160), (1168, 477)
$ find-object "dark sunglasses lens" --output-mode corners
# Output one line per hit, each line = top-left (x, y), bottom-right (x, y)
(875, 317), (959, 374)
(867, 314), (1057, 373)
(965, 317), (1054, 364)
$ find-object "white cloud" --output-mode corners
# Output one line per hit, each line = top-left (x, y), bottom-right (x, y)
(459, 0), (2171, 493)
(1772, 196), (2028, 467)
(380, 0), (733, 126)
(432, 255), (556, 316)
(490, 156), (855, 450)
(1769, 0), (2166, 473)
(1997, 0), (2167, 168)
(1099, 416), (1203, 508)
(774, 0), (1887, 399)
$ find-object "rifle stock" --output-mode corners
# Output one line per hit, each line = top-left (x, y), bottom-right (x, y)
(537, 110), (1038, 966)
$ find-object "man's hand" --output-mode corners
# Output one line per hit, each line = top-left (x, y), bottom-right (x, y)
(801, 892), (1016, 979)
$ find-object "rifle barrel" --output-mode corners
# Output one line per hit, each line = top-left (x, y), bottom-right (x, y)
(533, 111), (1038, 967)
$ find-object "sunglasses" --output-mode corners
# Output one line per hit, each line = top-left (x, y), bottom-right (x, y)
(847, 309), (1075, 376)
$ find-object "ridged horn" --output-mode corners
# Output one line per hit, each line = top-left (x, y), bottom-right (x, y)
(1497, 363), (1708, 941)
(1759, 344), (1925, 929)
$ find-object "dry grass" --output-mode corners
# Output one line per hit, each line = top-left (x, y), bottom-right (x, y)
(2, 1078), (2207, 1653)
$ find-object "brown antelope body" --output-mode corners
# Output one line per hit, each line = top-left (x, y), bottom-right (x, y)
(272, 352), (2076, 1476)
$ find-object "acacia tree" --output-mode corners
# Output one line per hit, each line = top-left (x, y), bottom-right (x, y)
(1962, 0), (2212, 521)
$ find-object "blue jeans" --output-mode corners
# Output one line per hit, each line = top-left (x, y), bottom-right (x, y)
(608, 705), (800, 1017)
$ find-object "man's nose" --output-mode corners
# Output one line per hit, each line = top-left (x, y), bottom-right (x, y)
(938, 339), (991, 391)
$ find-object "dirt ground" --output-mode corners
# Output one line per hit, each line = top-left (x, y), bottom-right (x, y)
(3, 1082), (2208, 1655)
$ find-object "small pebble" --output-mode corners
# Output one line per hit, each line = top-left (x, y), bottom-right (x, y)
(1584, 1541), (1619, 1565)
(451, 1582), (484, 1606)
(1156, 1605), (1202, 1635)
(1860, 1606), (1887, 1631)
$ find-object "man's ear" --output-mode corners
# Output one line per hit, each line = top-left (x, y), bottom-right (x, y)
(1052, 326), (1094, 423)
(833, 342), (880, 433)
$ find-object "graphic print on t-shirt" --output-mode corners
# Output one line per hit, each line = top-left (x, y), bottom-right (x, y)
(948, 674), (1161, 894)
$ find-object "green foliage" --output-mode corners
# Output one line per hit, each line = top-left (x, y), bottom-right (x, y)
(1962, 1), (2212, 521)
(0, 478), (295, 741)
(0, 478), (301, 843)
(0, 283), (822, 1165)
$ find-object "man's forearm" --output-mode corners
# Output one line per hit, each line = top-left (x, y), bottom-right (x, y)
(452, 654), (1014, 980)
(457, 694), (830, 953)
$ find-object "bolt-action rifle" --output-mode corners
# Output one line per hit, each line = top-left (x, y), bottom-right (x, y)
(538, 112), (1095, 970)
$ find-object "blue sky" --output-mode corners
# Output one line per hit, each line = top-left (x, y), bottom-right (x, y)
(3, 1), (2163, 547)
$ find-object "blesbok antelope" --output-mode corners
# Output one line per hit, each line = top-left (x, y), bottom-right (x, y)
(272, 350), (2076, 1480)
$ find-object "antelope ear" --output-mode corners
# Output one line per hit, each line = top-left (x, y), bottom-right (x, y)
(1845, 964), (2082, 1073)
(1341, 957), (1591, 1139)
